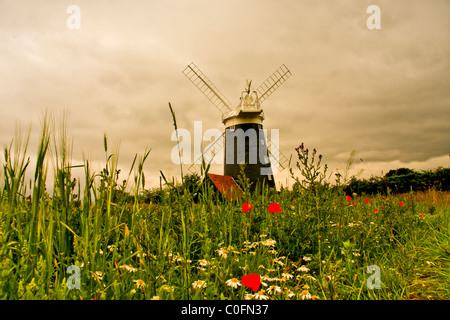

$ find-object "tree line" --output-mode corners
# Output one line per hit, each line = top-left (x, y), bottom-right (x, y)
(345, 167), (450, 195)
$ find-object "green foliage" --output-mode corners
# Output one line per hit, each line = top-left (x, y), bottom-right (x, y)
(346, 167), (450, 195)
(0, 118), (449, 300)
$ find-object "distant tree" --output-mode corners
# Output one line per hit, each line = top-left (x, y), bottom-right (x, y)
(385, 167), (415, 178)
(182, 172), (201, 194)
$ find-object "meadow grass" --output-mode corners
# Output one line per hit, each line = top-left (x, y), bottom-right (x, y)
(0, 115), (449, 300)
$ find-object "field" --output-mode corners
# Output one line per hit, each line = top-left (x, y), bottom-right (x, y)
(1, 117), (449, 300)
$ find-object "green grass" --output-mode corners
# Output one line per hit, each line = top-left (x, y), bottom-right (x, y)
(0, 114), (449, 300)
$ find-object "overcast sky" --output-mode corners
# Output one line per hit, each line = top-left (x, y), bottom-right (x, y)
(0, 0), (449, 190)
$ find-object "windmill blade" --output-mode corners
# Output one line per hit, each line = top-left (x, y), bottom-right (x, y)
(182, 63), (233, 115)
(256, 64), (291, 105)
(187, 130), (225, 175)
(266, 136), (290, 171)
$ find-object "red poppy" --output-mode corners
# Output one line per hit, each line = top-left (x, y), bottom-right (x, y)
(399, 202), (404, 207)
(374, 209), (378, 213)
(353, 203), (357, 207)
(346, 195), (352, 202)
(268, 203), (282, 213)
(364, 199), (369, 204)
(242, 202), (253, 213)
(241, 273), (261, 292)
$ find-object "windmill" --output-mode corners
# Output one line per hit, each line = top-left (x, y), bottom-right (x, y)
(182, 62), (291, 191)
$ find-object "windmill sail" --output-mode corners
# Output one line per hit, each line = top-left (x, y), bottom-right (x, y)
(182, 63), (233, 115)
(266, 137), (290, 171)
(187, 130), (225, 175)
(256, 64), (292, 105)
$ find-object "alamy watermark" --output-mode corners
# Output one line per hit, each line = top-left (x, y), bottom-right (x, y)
(65, 5), (379, 31)
(170, 121), (280, 175)
(66, 5), (81, 30)
(366, 265), (381, 289)
(366, 5), (381, 30)
(67, 265), (81, 290)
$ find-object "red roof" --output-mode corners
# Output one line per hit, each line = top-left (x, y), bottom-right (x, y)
(207, 173), (243, 200)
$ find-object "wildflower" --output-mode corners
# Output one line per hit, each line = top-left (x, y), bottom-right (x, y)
(99, 249), (103, 255)
(254, 289), (269, 300)
(374, 209), (378, 213)
(297, 266), (310, 272)
(302, 256), (312, 262)
(306, 275), (317, 281)
(261, 239), (276, 247)
(364, 198), (369, 204)
(267, 285), (282, 294)
(243, 241), (254, 249)
(226, 278), (241, 289)
(192, 280), (206, 290)
(217, 247), (228, 258)
(242, 202), (253, 213)
(287, 289), (295, 298)
(241, 273), (261, 292)
(133, 279), (146, 289)
(239, 265), (250, 272)
(130, 289), (136, 294)
(150, 296), (159, 300)
(353, 203), (357, 207)
(244, 294), (254, 300)
(119, 264), (137, 272)
(160, 285), (175, 292)
(199, 259), (208, 267)
(93, 271), (103, 280)
(264, 276), (278, 282)
(282, 272), (293, 279)
(300, 290), (312, 300)
(268, 203), (282, 213)
(399, 202), (404, 207)
(346, 195), (352, 202)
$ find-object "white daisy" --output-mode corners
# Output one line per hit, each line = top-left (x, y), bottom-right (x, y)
(225, 278), (241, 289)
